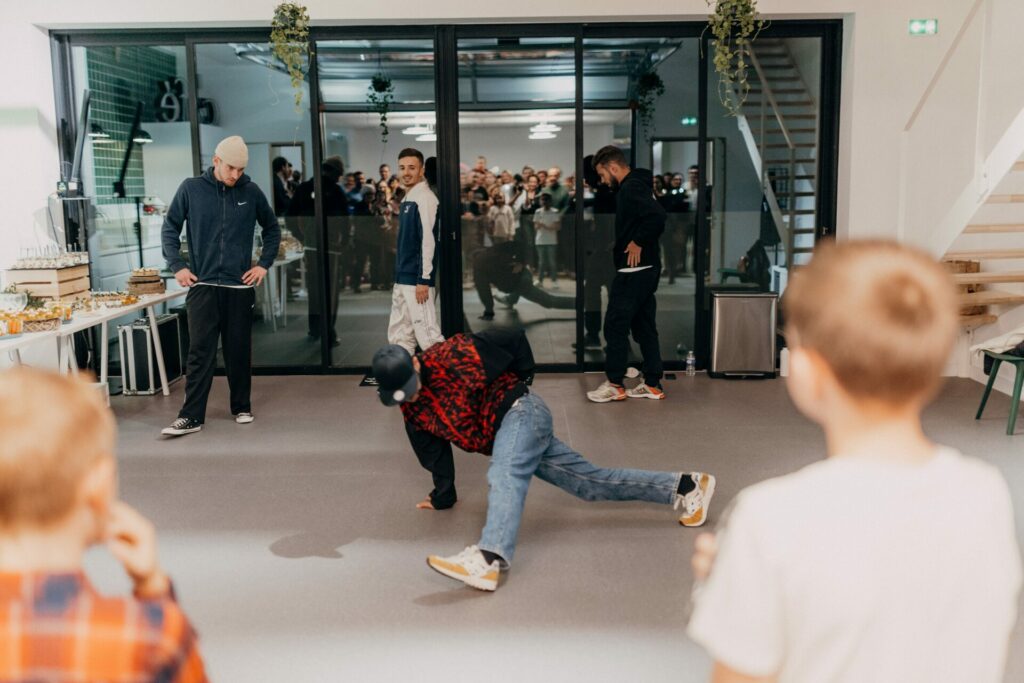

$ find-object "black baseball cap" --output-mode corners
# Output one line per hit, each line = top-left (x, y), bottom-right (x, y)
(372, 345), (419, 406)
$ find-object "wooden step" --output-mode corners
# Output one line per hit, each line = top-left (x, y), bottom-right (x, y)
(959, 290), (1024, 306)
(764, 143), (816, 148)
(782, 209), (817, 216)
(762, 64), (795, 70)
(986, 194), (1024, 204)
(783, 114), (817, 119)
(944, 249), (1024, 260)
(964, 224), (1024, 234)
(745, 99), (813, 107)
(960, 313), (998, 330)
(763, 128), (818, 134)
(951, 271), (1024, 285)
(793, 228), (818, 235)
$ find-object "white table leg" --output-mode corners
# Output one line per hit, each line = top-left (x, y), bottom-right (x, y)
(147, 305), (170, 396)
(8, 350), (22, 365)
(68, 336), (79, 375)
(100, 321), (109, 385)
(279, 263), (288, 327)
(57, 337), (69, 375)
(263, 275), (277, 332)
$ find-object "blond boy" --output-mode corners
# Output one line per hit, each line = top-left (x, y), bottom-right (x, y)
(0, 369), (207, 682)
(688, 241), (1021, 683)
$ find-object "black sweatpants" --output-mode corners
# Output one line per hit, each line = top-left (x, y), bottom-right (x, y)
(603, 267), (663, 386)
(179, 285), (255, 422)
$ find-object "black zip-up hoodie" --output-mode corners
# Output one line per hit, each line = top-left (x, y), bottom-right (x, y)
(613, 168), (665, 270)
(162, 168), (281, 285)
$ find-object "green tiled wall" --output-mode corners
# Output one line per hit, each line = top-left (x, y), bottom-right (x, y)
(85, 46), (180, 204)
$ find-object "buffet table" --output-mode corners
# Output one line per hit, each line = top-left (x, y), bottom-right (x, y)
(1, 289), (187, 396)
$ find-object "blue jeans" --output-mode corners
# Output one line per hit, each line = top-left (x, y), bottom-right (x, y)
(536, 244), (558, 283)
(478, 393), (682, 565)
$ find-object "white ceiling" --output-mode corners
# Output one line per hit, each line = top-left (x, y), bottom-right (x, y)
(324, 108), (629, 131)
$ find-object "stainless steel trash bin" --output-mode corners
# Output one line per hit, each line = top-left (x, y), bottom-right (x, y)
(710, 292), (778, 378)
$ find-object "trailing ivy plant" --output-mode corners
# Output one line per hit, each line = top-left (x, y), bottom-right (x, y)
(368, 74), (396, 144)
(706, 0), (766, 116)
(270, 3), (310, 109)
(633, 70), (666, 138)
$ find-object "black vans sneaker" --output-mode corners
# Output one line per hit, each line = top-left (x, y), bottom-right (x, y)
(161, 417), (202, 437)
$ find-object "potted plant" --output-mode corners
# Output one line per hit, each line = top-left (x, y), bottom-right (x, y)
(633, 70), (665, 138)
(706, 0), (766, 116)
(270, 3), (310, 109)
(367, 73), (396, 144)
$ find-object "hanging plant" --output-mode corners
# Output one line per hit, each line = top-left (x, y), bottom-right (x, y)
(633, 70), (665, 138)
(705, 0), (766, 116)
(270, 3), (310, 109)
(367, 73), (395, 144)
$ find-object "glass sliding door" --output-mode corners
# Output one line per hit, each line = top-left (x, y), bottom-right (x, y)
(194, 41), (312, 367)
(582, 36), (701, 367)
(456, 36), (579, 365)
(315, 38), (437, 368)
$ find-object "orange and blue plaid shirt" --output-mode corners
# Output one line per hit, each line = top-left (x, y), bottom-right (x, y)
(0, 571), (208, 683)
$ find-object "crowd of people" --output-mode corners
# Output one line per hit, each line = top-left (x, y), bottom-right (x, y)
(460, 155), (701, 295)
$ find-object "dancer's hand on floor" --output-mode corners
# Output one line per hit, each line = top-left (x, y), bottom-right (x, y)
(692, 532), (718, 581)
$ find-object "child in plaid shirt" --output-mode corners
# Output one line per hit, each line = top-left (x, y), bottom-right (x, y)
(0, 368), (207, 682)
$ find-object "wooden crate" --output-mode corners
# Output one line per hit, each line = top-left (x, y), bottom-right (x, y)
(5, 265), (91, 302)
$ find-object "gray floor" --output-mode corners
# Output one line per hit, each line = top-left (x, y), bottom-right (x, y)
(87, 375), (1024, 683)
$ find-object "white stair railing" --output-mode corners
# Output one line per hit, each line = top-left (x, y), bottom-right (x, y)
(900, 0), (1024, 257)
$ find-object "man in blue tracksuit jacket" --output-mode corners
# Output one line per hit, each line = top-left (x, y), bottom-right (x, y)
(387, 148), (444, 355)
(159, 135), (280, 437)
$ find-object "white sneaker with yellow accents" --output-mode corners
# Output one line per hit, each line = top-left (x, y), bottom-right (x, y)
(426, 545), (500, 591)
(675, 472), (716, 527)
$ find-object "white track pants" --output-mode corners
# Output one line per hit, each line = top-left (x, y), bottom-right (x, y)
(387, 284), (444, 355)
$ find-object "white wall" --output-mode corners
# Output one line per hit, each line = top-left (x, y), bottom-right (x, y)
(0, 0), (989, 278)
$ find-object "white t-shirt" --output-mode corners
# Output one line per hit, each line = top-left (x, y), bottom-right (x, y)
(687, 447), (1022, 683)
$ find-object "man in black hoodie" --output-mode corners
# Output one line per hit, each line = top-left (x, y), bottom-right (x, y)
(160, 135), (281, 436)
(586, 145), (666, 403)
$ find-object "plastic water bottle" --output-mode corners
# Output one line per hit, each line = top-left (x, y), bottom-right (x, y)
(685, 350), (696, 377)
(779, 347), (790, 378)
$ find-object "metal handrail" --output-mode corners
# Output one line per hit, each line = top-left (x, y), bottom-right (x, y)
(747, 46), (797, 263)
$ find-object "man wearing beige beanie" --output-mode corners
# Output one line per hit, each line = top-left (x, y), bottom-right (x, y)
(160, 135), (281, 437)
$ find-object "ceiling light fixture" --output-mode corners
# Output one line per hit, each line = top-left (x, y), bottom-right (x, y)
(403, 124), (433, 135)
(529, 131), (556, 140)
(530, 122), (562, 133)
(416, 133), (437, 142)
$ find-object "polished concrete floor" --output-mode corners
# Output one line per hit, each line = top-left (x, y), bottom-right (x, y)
(87, 374), (1024, 683)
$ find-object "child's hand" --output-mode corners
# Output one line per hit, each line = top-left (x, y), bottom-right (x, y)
(105, 502), (170, 599)
(692, 532), (718, 581)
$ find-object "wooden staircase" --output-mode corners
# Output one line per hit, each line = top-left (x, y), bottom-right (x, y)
(943, 180), (1024, 330)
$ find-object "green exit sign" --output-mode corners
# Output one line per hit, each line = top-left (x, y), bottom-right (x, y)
(909, 19), (938, 35)
(680, 116), (698, 126)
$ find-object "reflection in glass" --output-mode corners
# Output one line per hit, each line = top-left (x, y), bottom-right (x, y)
(317, 40), (437, 367)
(583, 37), (700, 364)
(195, 42), (312, 367)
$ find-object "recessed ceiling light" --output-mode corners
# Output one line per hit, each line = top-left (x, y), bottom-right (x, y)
(529, 132), (556, 140)
(530, 123), (562, 133)
(416, 133), (437, 142)
(403, 125), (433, 135)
